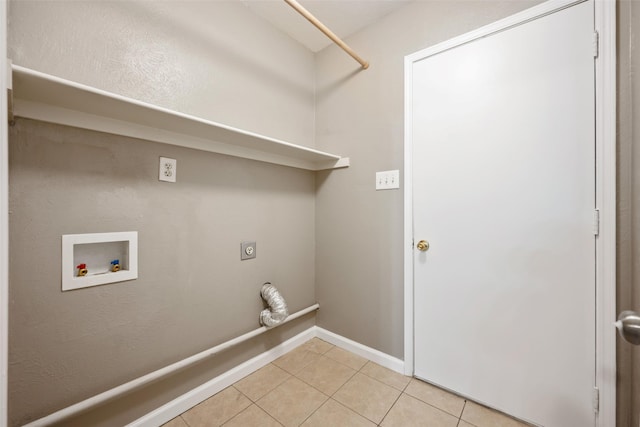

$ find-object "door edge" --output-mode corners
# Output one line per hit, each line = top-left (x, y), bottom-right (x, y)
(593, 1), (617, 426)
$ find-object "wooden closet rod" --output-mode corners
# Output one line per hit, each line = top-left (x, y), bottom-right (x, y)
(283, 0), (369, 69)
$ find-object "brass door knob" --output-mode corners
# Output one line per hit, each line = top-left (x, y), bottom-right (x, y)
(416, 240), (429, 252)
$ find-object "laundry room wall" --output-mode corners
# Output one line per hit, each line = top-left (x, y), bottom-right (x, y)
(7, 1), (317, 425)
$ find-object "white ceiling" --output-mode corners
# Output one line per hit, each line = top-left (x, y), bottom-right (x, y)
(239, 0), (412, 52)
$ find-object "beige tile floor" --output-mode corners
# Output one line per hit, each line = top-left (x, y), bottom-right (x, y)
(163, 338), (531, 427)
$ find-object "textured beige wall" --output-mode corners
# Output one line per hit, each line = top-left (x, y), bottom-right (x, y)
(314, 0), (541, 359)
(8, 119), (317, 426)
(9, 0), (640, 425)
(7, 1), (317, 425)
(617, 1), (639, 426)
(8, 0), (315, 146)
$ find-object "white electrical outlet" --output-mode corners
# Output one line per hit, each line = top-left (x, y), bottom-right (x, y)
(159, 157), (177, 183)
(376, 170), (400, 190)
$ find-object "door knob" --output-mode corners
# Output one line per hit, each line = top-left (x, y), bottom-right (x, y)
(615, 311), (640, 345)
(416, 240), (430, 252)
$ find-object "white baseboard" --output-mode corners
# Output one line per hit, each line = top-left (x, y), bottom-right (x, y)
(130, 326), (404, 426)
(128, 326), (316, 427)
(314, 327), (405, 375)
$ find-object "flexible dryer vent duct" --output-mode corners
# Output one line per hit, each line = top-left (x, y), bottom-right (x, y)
(260, 282), (289, 328)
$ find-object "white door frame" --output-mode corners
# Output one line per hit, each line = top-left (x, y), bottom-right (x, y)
(403, 1), (616, 425)
(1, 1), (9, 426)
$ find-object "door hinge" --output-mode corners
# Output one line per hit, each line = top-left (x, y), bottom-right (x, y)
(592, 387), (600, 413)
(7, 59), (14, 126)
(594, 209), (600, 236)
(593, 31), (599, 58)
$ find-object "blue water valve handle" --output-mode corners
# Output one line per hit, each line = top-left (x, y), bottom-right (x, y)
(110, 259), (121, 272)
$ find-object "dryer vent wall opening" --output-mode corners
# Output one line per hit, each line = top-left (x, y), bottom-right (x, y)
(259, 282), (289, 328)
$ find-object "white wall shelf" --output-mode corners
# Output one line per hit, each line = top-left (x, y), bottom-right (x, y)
(9, 64), (350, 171)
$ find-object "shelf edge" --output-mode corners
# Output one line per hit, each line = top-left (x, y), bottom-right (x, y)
(11, 64), (349, 171)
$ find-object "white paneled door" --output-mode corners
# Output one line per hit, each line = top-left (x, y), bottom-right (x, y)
(411, 2), (596, 426)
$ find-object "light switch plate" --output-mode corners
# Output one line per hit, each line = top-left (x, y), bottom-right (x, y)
(376, 170), (400, 190)
(241, 241), (256, 260)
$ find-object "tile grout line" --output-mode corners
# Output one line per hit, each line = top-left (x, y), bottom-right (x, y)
(297, 345), (411, 398)
(234, 364), (291, 404)
(295, 363), (359, 398)
(231, 384), (251, 401)
(259, 405), (285, 427)
(263, 347), (334, 426)
(376, 387), (404, 426)
(178, 415), (191, 427)
(457, 399), (472, 421)
(323, 354), (368, 372)
(334, 366), (406, 425)
(328, 370), (395, 425)
(403, 393), (467, 419)
(352, 360), (403, 425)
(290, 351), (358, 425)
(357, 361), (413, 393)
(234, 384), (277, 424)
(235, 341), (335, 426)
(295, 394), (331, 426)
(223, 386), (252, 425)
(174, 339), (473, 427)
(457, 400), (467, 427)
(290, 368), (332, 416)
(218, 395), (283, 427)
(278, 344), (370, 402)
(400, 377), (412, 393)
